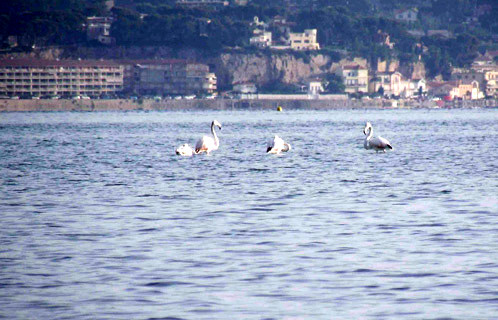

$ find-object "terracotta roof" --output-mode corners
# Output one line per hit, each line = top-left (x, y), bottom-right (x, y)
(119, 59), (187, 66)
(427, 81), (459, 88)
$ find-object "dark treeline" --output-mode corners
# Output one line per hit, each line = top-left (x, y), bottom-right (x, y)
(1, 0), (497, 79)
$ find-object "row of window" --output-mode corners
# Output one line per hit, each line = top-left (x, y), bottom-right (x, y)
(3, 85), (122, 89)
(1, 66), (121, 71)
(0, 72), (122, 77)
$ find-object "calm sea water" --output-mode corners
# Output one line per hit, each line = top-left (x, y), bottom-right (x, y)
(1, 109), (498, 320)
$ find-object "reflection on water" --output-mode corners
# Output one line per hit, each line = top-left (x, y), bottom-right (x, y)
(1, 109), (498, 319)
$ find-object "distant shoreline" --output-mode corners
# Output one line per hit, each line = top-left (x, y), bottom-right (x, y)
(0, 98), (496, 112)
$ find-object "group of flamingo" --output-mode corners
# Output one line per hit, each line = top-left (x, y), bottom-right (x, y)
(175, 119), (392, 156)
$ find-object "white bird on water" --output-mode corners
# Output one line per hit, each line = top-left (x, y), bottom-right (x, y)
(175, 143), (195, 157)
(195, 120), (222, 154)
(363, 122), (393, 152)
(267, 135), (291, 154)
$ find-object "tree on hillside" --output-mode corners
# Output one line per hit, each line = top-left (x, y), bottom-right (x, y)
(323, 74), (345, 93)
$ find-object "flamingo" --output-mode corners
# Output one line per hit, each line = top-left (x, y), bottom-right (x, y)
(175, 143), (195, 157)
(267, 135), (291, 154)
(363, 122), (393, 152)
(195, 120), (222, 154)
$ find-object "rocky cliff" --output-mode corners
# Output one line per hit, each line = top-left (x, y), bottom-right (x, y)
(213, 52), (337, 89)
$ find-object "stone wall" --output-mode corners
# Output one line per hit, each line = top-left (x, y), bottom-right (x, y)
(1, 98), (495, 112)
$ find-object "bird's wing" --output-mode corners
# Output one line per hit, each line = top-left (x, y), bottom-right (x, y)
(371, 136), (391, 148)
(195, 136), (207, 153)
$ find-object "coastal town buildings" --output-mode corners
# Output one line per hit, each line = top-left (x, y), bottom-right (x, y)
(0, 59), (123, 97)
(428, 80), (483, 100)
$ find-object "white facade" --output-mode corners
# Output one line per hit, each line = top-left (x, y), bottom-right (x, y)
(289, 29), (320, 50)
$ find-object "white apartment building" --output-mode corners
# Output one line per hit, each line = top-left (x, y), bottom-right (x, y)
(0, 59), (123, 97)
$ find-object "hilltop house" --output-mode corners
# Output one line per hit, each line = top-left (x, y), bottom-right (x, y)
(288, 29), (320, 50)
(175, 0), (228, 8)
(471, 54), (497, 72)
(394, 8), (418, 23)
(427, 30), (453, 39)
(85, 16), (115, 45)
(250, 30), (272, 48)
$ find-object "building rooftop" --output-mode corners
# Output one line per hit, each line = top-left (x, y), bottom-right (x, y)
(343, 64), (367, 70)
(0, 59), (122, 68)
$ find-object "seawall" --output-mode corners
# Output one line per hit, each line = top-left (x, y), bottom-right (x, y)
(0, 98), (496, 112)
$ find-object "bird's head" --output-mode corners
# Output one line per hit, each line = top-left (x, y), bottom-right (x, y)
(363, 122), (372, 135)
(212, 120), (222, 130)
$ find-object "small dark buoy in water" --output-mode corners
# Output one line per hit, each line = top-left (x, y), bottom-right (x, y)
(277, 106), (283, 112)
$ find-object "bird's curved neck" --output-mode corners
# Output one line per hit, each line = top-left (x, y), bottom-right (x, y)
(211, 123), (219, 147)
(365, 127), (373, 140)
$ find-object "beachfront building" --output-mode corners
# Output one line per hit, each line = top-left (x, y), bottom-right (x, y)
(127, 60), (217, 96)
(308, 80), (324, 99)
(428, 81), (458, 98)
(452, 80), (483, 100)
(288, 29), (320, 51)
(428, 80), (483, 100)
(369, 71), (403, 97)
(338, 64), (368, 94)
(485, 71), (498, 98)
(451, 68), (486, 92)
(0, 59), (123, 97)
